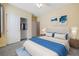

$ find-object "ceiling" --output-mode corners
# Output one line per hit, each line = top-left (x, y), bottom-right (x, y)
(10, 3), (72, 16)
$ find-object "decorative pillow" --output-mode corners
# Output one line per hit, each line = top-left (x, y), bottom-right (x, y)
(54, 33), (68, 40)
(46, 32), (54, 37)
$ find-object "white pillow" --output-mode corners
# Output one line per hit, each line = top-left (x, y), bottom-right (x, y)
(54, 33), (66, 40)
(46, 32), (53, 37)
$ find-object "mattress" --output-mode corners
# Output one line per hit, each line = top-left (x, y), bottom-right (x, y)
(23, 36), (69, 56)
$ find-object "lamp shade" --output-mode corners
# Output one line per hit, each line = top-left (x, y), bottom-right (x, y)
(41, 28), (46, 34)
(71, 27), (78, 39)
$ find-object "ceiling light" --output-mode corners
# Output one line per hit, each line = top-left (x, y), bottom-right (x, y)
(36, 3), (43, 8)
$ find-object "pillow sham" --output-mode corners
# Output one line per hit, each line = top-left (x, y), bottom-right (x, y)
(46, 32), (54, 37)
(54, 33), (68, 40)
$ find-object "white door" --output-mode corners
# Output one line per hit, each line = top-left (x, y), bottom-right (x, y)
(7, 12), (20, 44)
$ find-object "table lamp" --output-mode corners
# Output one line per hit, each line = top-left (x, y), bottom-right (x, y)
(41, 28), (46, 34)
(71, 27), (78, 39)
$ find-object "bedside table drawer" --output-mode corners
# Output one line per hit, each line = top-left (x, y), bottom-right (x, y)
(69, 39), (79, 48)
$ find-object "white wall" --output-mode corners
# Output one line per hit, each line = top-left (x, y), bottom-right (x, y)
(5, 4), (32, 44)
(39, 4), (79, 39)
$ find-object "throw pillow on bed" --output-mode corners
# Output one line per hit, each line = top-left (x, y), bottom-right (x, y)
(46, 32), (54, 37)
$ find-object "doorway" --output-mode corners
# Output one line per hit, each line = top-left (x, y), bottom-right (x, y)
(20, 17), (27, 41)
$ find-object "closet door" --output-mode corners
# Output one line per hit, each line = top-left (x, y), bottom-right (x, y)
(7, 12), (20, 44)
(32, 20), (37, 36)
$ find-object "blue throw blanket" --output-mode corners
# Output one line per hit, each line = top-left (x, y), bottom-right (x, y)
(31, 37), (68, 56)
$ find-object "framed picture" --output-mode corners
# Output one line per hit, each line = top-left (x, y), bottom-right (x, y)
(51, 17), (57, 21)
(51, 15), (67, 25)
(59, 15), (67, 24)
(51, 17), (58, 24)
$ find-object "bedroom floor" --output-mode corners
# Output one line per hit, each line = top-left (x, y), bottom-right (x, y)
(0, 40), (25, 56)
(0, 40), (79, 56)
(68, 47), (79, 56)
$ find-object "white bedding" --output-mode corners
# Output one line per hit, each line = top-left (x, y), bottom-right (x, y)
(39, 36), (69, 51)
(23, 36), (69, 56)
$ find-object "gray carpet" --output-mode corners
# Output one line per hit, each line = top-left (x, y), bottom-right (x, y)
(0, 40), (79, 56)
(68, 47), (79, 56)
(0, 40), (25, 56)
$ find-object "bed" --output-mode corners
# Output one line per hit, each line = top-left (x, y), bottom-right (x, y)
(23, 35), (69, 56)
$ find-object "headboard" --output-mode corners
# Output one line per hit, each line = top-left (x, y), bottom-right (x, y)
(46, 27), (70, 40)
(46, 27), (69, 34)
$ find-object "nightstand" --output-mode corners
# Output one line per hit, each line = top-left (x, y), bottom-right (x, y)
(69, 39), (79, 48)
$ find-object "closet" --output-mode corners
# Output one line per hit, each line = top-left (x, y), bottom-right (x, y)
(7, 12), (20, 44)
(20, 17), (27, 41)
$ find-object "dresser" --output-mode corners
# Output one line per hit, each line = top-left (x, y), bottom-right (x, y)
(69, 39), (79, 48)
